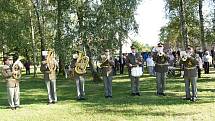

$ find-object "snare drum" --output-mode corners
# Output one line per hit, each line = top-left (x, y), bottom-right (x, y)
(131, 66), (143, 77)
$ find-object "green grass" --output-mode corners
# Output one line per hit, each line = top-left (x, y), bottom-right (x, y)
(0, 68), (215, 121)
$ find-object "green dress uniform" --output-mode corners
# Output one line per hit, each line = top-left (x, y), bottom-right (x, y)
(180, 54), (198, 101)
(70, 59), (86, 100)
(100, 55), (115, 98)
(126, 52), (143, 96)
(153, 53), (169, 96)
(40, 61), (57, 104)
(2, 64), (20, 109)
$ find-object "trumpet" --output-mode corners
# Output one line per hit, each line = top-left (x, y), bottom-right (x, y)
(180, 51), (190, 61)
(157, 51), (165, 56)
(99, 54), (111, 68)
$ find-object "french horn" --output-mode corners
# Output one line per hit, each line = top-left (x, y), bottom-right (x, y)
(46, 50), (57, 72)
(12, 59), (23, 79)
(74, 52), (89, 74)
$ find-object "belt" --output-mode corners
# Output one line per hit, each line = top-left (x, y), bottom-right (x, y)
(156, 64), (168, 66)
(184, 67), (196, 69)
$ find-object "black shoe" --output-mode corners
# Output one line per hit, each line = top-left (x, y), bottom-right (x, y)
(157, 93), (162, 96)
(109, 96), (112, 98)
(183, 97), (191, 100)
(105, 96), (109, 98)
(190, 98), (197, 102)
(131, 93), (136, 96)
(47, 102), (52, 105)
(80, 97), (86, 100)
(161, 93), (166, 96)
(52, 101), (56, 104)
(136, 93), (141, 96)
(15, 106), (21, 109)
(11, 107), (16, 110)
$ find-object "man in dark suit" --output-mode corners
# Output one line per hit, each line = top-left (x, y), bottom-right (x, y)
(119, 55), (126, 74)
(126, 45), (143, 96)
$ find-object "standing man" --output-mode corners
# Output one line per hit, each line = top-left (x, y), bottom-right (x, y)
(2, 57), (20, 110)
(70, 51), (88, 100)
(119, 55), (125, 74)
(181, 46), (198, 102)
(153, 43), (169, 96)
(126, 45), (143, 96)
(100, 49), (115, 98)
(40, 50), (58, 104)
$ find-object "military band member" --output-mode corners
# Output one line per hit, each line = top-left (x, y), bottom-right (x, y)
(153, 43), (169, 96)
(2, 57), (20, 110)
(70, 51), (88, 100)
(40, 51), (58, 104)
(180, 46), (198, 102)
(100, 49), (115, 98)
(126, 45), (143, 96)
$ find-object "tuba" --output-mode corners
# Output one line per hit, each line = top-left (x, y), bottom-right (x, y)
(75, 52), (89, 74)
(12, 59), (23, 79)
(46, 50), (57, 72)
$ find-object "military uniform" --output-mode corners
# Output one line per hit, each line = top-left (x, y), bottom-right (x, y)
(180, 54), (198, 101)
(40, 61), (57, 104)
(153, 53), (169, 96)
(70, 59), (86, 100)
(126, 52), (143, 96)
(2, 64), (20, 109)
(100, 54), (115, 98)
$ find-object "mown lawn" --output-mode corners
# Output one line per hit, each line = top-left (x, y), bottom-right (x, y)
(0, 68), (215, 121)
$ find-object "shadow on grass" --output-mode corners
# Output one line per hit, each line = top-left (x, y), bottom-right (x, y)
(0, 71), (215, 115)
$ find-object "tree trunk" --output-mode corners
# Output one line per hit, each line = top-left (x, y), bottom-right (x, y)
(85, 44), (102, 82)
(29, 10), (38, 77)
(56, 0), (64, 75)
(213, 0), (215, 32)
(179, 0), (188, 50)
(31, 0), (46, 60)
(76, 6), (102, 82)
(199, 0), (206, 50)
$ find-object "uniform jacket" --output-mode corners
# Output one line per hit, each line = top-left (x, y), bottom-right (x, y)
(153, 53), (169, 73)
(100, 55), (115, 76)
(40, 61), (57, 81)
(180, 54), (198, 77)
(2, 65), (19, 88)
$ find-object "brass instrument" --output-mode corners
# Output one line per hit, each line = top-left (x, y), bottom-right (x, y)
(46, 50), (57, 72)
(180, 51), (188, 61)
(12, 59), (23, 79)
(99, 54), (111, 68)
(74, 52), (89, 74)
(158, 51), (165, 56)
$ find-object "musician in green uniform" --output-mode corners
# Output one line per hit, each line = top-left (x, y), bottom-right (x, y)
(126, 45), (143, 96)
(153, 43), (169, 96)
(70, 51), (89, 100)
(180, 46), (198, 102)
(99, 49), (115, 98)
(2, 57), (21, 110)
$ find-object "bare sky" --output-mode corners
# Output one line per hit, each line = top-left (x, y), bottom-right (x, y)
(133, 0), (167, 46)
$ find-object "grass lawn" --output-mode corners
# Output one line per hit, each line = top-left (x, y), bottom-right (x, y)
(0, 68), (215, 121)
